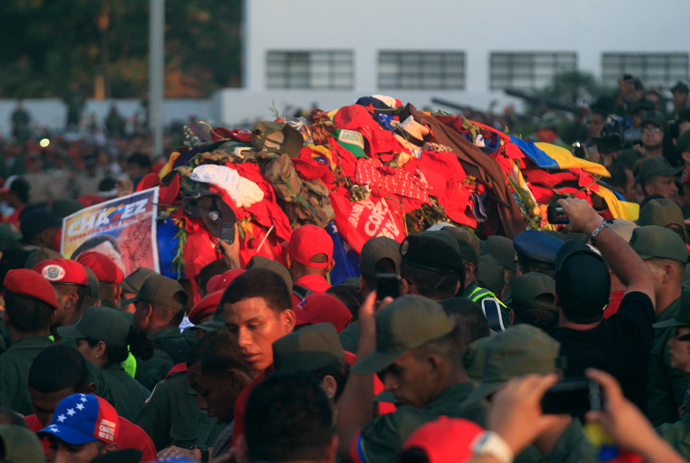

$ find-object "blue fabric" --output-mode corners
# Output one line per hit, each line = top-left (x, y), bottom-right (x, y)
(509, 135), (559, 169)
(471, 191), (488, 222)
(513, 229), (564, 264)
(157, 218), (182, 279)
(377, 114), (397, 132)
(326, 222), (361, 286)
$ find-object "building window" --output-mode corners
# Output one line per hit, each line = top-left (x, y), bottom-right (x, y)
(266, 50), (353, 89)
(601, 53), (689, 87)
(378, 51), (465, 90)
(490, 52), (577, 90)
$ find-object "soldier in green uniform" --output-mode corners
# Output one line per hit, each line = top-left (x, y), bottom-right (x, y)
(123, 274), (191, 390)
(336, 294), (486, 463)
(0, 269), (59, 415)
(630, 226), (689, 426)
(505, 273), (558, 332)
(136, 321), (228, 456)
(57, 306), (150, 421)
(120, 268), (158, 313)
(657, 298), (690, 458)
(465, 324), (598, 463)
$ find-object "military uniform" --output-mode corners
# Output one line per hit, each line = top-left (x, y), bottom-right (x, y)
(658, 412), (690, 459)
(135, 327), (191, 392)
(354, 382), (485, 463)
(0, 336), (54, 415)
(101, 362), (150, 422)
(136, 369), (224, 451)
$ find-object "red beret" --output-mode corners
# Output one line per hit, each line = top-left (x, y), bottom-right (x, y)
(76, 251), (124, 284)
(295, 293), (353, 333)
(33, 258), (89, 286)
(4, 269), (58, 309)
(207, 269), (246, 293)
(188, 290), (223, 325)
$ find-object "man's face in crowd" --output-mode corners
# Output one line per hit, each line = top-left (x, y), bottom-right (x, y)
(641, 123), (664, 150)
(673, 90), (689, 110)
(621, 168), (636, 202)
(120, 291), (137, 313)
(223, 297), (294, 374)
(90, 242), (126, 274)
(47, 436), (106, 463)
(668, 326), (690, 371)
(644, 175), (678, 202)
(188, 362), (239, 424)
(30, 386), (75, 427)
(133, 301), (151, 331)
(646, 93), (660, 109)
(381, 349), (435, 409)
(587, 113), (605, 139)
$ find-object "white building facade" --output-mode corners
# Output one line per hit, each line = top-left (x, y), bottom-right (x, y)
(213, 0), (690, 125)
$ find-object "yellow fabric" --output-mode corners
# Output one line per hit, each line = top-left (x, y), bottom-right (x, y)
(159, 151), (182, 178)
(597, 185), (640, 221)
(535, 143), (611, 177)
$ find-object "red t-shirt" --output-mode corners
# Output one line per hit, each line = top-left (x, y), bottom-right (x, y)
(27, 414), (157, 462)
(294, 274), (331, 294)
(231, 371), (267, 448)
(604, 290), (625, 318)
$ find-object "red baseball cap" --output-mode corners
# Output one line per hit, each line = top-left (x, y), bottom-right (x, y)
(294, 293), (353, 333)
(403, 417), (485, 463)
(207, 268), (246, 293)
(287, 225), (334, 269)
(188, 290), (223, 325)
(76, 251), (124, 284)
(33, 258), (89, 286)
(3, 269), (58, 309)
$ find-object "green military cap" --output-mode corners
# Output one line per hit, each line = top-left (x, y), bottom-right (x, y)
(51, 198), (84, 219)
(477, 254), (504, 296)
(505, 273), (556, 312)
(273, 323), (346, 372)
(638, 199), (685, 229)
(189, 319), (226, 333)
(24, 247), (62, 269)
(636, 157), (680, 184)
(120, 267), (157, 294)
(58, 306), (133, 347)
(641, 110), (668, 130)
(352, 295), (455, 375)
(0, 230), (20, 252)
(464, 324), (562, 404)
(84, 267), (100, 298)
(630, 225), (688, 263)
(0, 424), (45, 463)
(244, 255), (293, 291)
(483, 235), (516, 271)
(463, 336), (492, 382)
(121, 274), (188, 310)
(677, 130), (690, 157)
(439, 226), (480, 266)
(400, 231), (464, 275)
(360, 236), (402, 278)
(654, 292), (690, 329)
(615, 149), (643, 170)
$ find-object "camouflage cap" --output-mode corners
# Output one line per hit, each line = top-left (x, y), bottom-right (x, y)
(273, 323), (346, 372)
(359, 236), (402, 278)
(630, 225), (688, 263)
(464, 324), (562, 404)
(504, 273), (556, 312)
(483, 235), (516, 271)
(121, 274), (188, 310)
(120, 267), (157, 294)
(637, 199), (685, 230)
(0, 424), (45, 463)
(654, 291), (690, 329)
(352, 295), (455, 374)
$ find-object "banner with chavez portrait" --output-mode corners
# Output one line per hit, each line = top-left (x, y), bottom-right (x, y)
(61, 187), (160, 275)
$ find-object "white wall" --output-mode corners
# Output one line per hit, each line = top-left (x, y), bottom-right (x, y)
(214, 0), (690, 126)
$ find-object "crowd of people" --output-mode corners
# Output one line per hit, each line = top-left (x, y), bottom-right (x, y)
(0, 75), (690, 463)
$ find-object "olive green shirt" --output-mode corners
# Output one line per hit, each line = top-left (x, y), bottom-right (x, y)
(135, 328), (190, 391)
(356, 382), (486, 463)
(648, 298), (689, 426)
(101, 362), (150, 422)
(136, 370), (224, 451)
(657, 410), (690, 459)
(0, 336), (54, 415)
